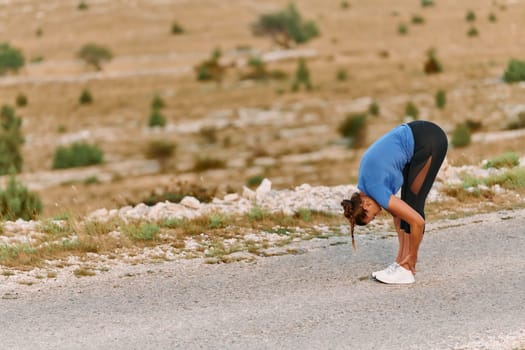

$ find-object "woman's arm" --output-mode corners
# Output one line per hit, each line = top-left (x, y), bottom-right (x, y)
(387, 195), (425, 273)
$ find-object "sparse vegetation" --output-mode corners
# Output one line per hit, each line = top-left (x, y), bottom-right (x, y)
(0, 43), (25, 75)
(398, 23), (408, 35)
(0, 105), (24, 175)
(338, 114), (367, 148)
(336, 68), (348, 81)
(368, 101), (380, 116)
(145, 139), (176, 170)
(251, 3), (320, 49)
(488, 12), (497, 22)
(503, 59), (525, 83)
(52, 142), (104, 169)
(411, 14), (425, 25)
(148, 108), (166, 128)
(435, 90), (446, 109)
(77, 43), (113, 71)
(15, 93), (28, 107)
(77, 1), (89, 10)
(79, 88), (93, 104)
(421, 0), (434, 7)
(195, 48), (225, 82)
(405, 101), (419, 119)
(151, 94), (166, 110)
(193, 156), (226, 172)
(292, 58), (312, 91)
(171, 21), (184, 34)
(424, 48), (443, 74)
(451, 123), (472, 148)
(467, 26), (479, 37)
(466, 10), (476, 22)
(0, 173), (42, 220)
(483, 152), (520, 169)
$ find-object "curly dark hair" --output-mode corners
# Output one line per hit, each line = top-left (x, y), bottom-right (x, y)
(341, 192), (368, 250)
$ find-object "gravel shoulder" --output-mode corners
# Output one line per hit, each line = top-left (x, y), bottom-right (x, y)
(0, 209), (524, 350)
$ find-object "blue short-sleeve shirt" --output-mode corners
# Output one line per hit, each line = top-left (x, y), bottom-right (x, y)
(357, 124), (415, 208)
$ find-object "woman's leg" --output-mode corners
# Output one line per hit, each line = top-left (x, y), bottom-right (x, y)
(399, 121), (448, 267)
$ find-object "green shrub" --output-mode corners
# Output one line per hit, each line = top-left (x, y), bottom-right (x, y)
(338, 114), (367, 148)
(0, 105), (24, 175)
(251, 3), (320, 48)
(0, 174), (42, 220)
(292, 58), (312, 91)
(78, 1), (88, 10)
(15, 93), (28, 107)
(466, 10), (476, 22)
(451, 123), (471, 148)
(483, 152), (520, 169)
(503, 59), (525, 83)
(368, 101), (380, 116)
(171, 21), (184, 34)
(435, 89), (446, 109)
(424, 48), (443, 74)
(0, 43), (25, 75)
(421, 0), (434, 7)
(148, 109), (166, 128)
(467, 26), (479, 37)
(79, 88), (93, 104)
(488, 12), (497, 22)
(340, 1), (350, 9)
(246, 175), (265, 188)
(336, 68), (348, 81)
(77, 43), (113, 71)
(151, 94), (166, 110)
(398, 23), (408, 35)
(411, 14), (425, 25)
(52, 142), (104, 169)
(405, 101), (419, 119)
(136, 182), (218, 206)
(123, 222), (159, 241)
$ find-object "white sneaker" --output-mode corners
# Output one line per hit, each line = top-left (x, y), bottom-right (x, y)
(372, 262), (399, 278)
(375, 265), (415, 284)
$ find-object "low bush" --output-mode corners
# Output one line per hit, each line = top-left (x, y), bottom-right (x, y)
(15, 93), (28, 107)
(148, 109), (166, 128)
(77, 43), (113, 71)
(503, 59), (525, 83)
(506, 111), (525, 130)
(0, 174), (42, 220)
(193, 156), (226, 172)
(411, 15), (425, 24)
(52, 142), (103, 169)
(292, 58), (312, 91)
(467, 26), (479, 37)
(79, 88), (93, 104)
(134, 181), (219, 206)
(465, 10), (476, 22)
(398, 23), (408, 35)
(171, 21), (184, 34)
(451, 123), (471, 148)
(368, 101), (380, 116)
(424, 48), (443, 74)
(195, 48), (225, 82)
(338, 114), (367, 148)
(0, 43), (25, 75)
(151, 94), (166, 110)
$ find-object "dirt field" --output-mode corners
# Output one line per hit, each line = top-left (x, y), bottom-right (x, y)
(1, 0), (525, 216)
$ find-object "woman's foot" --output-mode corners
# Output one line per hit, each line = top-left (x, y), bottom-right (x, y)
(375, 265), (415, 284)
(371, 262), (399, 278)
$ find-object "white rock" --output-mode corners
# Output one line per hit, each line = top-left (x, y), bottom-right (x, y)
(256, 178), (272, 197)
(224, 193), (239, 202)
(180, 196), (200, 209)
(242, 186), (256, 200)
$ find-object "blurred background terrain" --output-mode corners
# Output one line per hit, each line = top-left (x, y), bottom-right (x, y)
(1, 0), (525, 218)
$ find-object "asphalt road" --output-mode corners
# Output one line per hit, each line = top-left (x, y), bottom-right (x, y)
(1, 209), (524, 350)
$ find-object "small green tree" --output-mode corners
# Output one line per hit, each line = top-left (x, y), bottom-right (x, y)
(251, 3), (320, 49)
(148, 109), (166, 128)
(0, 43), (25, 75)
(0, 173), (42, 220)
(435, 89), (446, 109)
(451, 123), (471, 148)
(77, 43), (113, 71)
(292, 58), (312, 91)
(52, 142), (103, 169)
(0, 105), (24, 175)
(338, 114), (367, 148)
(79, 88), (93, 104)
(503, 59), (525, 83)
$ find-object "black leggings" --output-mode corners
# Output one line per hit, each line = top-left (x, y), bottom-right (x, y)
(400, 121), (448, 233)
